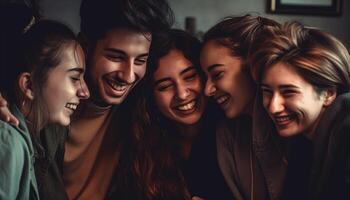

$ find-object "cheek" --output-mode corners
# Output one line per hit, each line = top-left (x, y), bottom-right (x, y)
(154, 92), (171, 110)
(89, 58), (111, 76)
(192, 79), (203, 93)
(301, 103), (323, 123)
(262, 96), (270, 110)
(135, 66), (147, 80)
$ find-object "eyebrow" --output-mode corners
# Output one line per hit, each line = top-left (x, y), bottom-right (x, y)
(261, 83), (300, 90)
(180, 66), (196, 75)
(153, 66), (196, 86)
(105, 48), (149, 58)
(67, 67), (85, 74)
(207, 64), (224, 72)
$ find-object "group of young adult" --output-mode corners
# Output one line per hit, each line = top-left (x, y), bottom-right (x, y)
(0, 0), (349, 200)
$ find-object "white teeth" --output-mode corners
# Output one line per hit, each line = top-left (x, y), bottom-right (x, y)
(275, 116), (291, 123)
(65, 103), (78, 111)
(217, 95), (228, 104)
(106, 79), (127, 91)
(177, 100), (196, 111)
(111, 82), (127, 91)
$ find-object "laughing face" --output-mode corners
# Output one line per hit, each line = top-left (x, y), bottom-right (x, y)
(42, 42), (89, 126)
(261, 62), (329, 138)
(153, 49), (206, 125)
(87, 28), (151, 105)
(200, 40), (255, 119)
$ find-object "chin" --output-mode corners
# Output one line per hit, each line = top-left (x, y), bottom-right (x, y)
(107, 98), (126, 105)
(178, 116), (201, 126)
(102, 92), (130, 106)
(277, 128), (299, 138)
(225, 110), (239, 119)
(55, 116), (71, 126)
(59, 119), (71, 126)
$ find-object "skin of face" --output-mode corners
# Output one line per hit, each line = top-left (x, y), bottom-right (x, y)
(200, 40), (255, 119)
(87, 28), (151, 106)
(42, 42), (89, 126)
(261, 62), (330, 138)
(153, 49), (206, 125)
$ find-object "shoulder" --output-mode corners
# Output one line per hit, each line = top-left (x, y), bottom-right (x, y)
(0, 121), (29, 163)
(0, 121), (28, 149)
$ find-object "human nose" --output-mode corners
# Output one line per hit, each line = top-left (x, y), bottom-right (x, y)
(118, 61), (136, 84)
(266, 93), (285, 114)
(77, 78), (90, 99)
(176, 84), (190, 100)
(204, 78), (216, 97)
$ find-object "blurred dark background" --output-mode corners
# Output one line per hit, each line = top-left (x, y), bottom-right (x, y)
(5, 0), (350, 49)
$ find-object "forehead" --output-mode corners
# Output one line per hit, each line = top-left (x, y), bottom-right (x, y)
(201, 41), (233, 65)
(98, 28), (152, 55)
(263, 62), (306, 86)
(154, 49), (193, 78)
(60, 42), (85, 66)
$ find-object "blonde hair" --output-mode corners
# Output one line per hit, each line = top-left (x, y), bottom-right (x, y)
(251, 21), (350, 95)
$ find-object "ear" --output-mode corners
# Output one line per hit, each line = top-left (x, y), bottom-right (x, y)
(18, 72), (34, 100)
(322, 87), (337, 107)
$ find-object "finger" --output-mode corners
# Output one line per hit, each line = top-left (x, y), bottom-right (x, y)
(8, 113), (19, 126)
(0, 107), (19, 126)
(0, 98), (7, 107)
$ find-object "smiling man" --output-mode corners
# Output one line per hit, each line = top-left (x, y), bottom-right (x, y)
(63, 0), (174, 199)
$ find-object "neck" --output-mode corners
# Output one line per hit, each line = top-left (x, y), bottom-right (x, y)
(303, 111), (325, 141)
(176, 122), (201, 160)
(20, 101), (43, 134)
(91, 96), (112, 108)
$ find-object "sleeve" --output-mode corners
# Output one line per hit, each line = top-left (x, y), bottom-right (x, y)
(0, 127), (26, 199)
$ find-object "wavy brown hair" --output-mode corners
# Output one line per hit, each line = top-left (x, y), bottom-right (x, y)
(203, 14), (282, 71)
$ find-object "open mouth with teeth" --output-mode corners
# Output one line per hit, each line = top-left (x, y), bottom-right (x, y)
(103, 76), (134, 98)
(105, 77), (128, 91)
(65, 103), (78, 111)
(273, 114), (297, 128)
(215, 94), (230, 106)
(173, 99), (198, 115)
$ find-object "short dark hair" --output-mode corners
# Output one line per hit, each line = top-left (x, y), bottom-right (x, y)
(79, 0), (174, 44)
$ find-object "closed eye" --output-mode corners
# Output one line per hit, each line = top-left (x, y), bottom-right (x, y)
(106, 54), (124, 62)
(281, 89), (299, 97)
(71, 76), (80, 82)
(156, 83), (173, 91)
(261, 87), (272, 95)
(184, 72), (198, 81)
(212, 71), (224, 80)
(135, 57), (148, 65)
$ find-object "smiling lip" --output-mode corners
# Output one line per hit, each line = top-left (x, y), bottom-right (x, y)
(65, 102), (79, 114)
(173, 99), (198, 115)
(215, 94), (230, 107)
(104, 77), (132, 97)
(272, 114), (296, 128)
